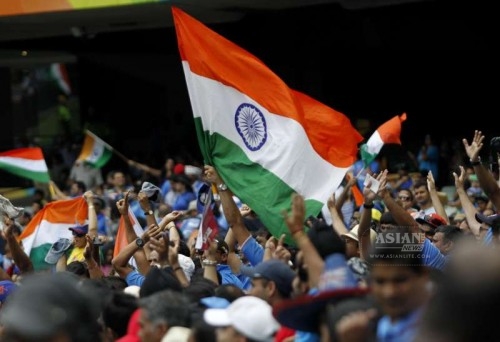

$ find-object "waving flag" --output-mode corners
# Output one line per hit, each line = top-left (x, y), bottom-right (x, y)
(113, 207), (144, 268)
(0, 147), (50, 183)
(76, 130), (113, 168)
(19, 197), (88, 271)
(360, 113), (407, 167)
(172, 7), (362, 243)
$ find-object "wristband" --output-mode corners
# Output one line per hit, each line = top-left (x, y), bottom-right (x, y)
(363, 203), (374, 209)
(470, 158), (481, 166)
(202, 259), (217, 266)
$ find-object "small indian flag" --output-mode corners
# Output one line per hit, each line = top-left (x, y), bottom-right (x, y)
(360, 113), (407, 167)
(50, 63), (71, 96)
(0, 147), (50, 183)
(76, 130), (113, 168)
(173, 7), (363, 243)
(113, 207), (144, 268)
(19, 197), (88, 271)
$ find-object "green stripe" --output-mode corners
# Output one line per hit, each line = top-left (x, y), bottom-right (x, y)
(360, 144), (376, 168)
(0, 163), (50, 183)
(88, 149), (113, 168)
(30, 244), (53, 271)
(194, 118), (322, 245)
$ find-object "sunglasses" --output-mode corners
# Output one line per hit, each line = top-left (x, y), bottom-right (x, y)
(72, 232), (86, 238)
(398, 196), (411, 201)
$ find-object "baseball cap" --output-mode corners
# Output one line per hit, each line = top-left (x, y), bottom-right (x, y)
(141, 182), (161, 203)
(68, 224), (89, 235)
(204, 296), (280, 342)
(475, 212), (500, 227)
(240, 259), (295, 298)
(273, 253), (369, 333)
(416, 213), (447, 229)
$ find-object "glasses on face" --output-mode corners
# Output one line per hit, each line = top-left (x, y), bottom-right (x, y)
(72, 232), (86, 238)
(398, 196), (411, 201)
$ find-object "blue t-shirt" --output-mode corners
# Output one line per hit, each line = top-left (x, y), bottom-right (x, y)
(125, 269), (145, 287)
(240, 236), (264, 266)
(377, 308), (422, 342)
(421, 238), (446, 271)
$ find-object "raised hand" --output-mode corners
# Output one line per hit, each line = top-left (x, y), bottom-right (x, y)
(283, 193), (306, 236)
(462, 130), (484, 161)
(116, 191), (131, 215)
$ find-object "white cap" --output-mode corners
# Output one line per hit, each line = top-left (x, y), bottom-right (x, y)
(204, 296), (280, 342)
(178, 254), (195, 282)
(341, 224), (377, 243)
(123, 285), (141, 298)
(161, 326), (191, 342)
(184, 165), (202, 177)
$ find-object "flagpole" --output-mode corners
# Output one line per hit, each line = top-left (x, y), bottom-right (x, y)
(85, 129), (130, 164)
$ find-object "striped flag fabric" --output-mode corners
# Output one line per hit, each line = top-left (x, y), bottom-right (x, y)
(50, 63), (72, 95)
(0, 147), (50, 183)
(172, 7), (363, 243)
(360, 113), (407, 167)
(76, 130), (113, 168)
(113, 207), (144, 268)
(19, 197), (88, 271)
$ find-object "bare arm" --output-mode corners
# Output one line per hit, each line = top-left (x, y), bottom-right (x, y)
(427, 171), (449, 224)
(463, 130), (500, 211)
(453, 166), (483, 238)
(204, 165), (251, 246)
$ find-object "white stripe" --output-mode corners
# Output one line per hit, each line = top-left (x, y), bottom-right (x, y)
(184, 63), (348, 201)
(365, 131), (384, 155)
(22, 221), (75, 255)
(0, 156), (48, 172)
(85, 140), (106, 163)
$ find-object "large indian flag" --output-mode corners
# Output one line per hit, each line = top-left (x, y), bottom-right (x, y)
(360, 113), (407, 167)
(172, 7), (363, 243)
(19, 197), (88, 271)
(0, 147), (50, 183)
(76, 130), (113, 168)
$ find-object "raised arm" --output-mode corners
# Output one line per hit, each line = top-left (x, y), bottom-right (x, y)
(204, 165), (251, 246)
(453, 166), (483, 238)
(463, 130), (500, 210)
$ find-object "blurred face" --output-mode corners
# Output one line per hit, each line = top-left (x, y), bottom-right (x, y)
(72, 232), (87, 248)
(370, 264), (429, 320)
(397, 191), (414, 210)
(414, 186), (430, 206)
(418, 224), (435, 241)
(215, 326), (244, 342)
(248, 278), (271, 303)
(138, 310), (166, 342)
(343, 236), (359, 258)
(431, 232), (451, 254)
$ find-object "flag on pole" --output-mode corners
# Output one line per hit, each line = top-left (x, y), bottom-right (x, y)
(0, 147), (50, 183)
(172, 7), (363, 243)
(113, 207), (144, 268)
(19, 197), (88, 271)
(360, 113), (407, 167)
(76, 130), (113, 168)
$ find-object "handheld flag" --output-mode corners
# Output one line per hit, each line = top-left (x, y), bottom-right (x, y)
(19, 197), (88, 271)
(195, 184), (219, 250)
(0, 147), (50, 183)
(360, 113), (407, 167)
(76, 130), (113, 168)
(113, 207), (144, 268)
(172, 7), (363, 243)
